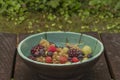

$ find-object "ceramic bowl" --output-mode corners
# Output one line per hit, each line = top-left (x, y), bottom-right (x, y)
(17, 32), (104, 80)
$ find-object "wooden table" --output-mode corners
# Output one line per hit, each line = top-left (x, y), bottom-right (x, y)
(0, 32), (120, 80)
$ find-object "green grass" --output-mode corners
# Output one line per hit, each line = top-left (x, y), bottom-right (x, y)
(0, 13), (120, 33)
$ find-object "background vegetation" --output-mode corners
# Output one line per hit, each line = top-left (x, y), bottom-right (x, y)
(0, 0), (120, 33)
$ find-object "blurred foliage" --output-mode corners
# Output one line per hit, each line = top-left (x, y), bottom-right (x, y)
(0, 0), (120, 33)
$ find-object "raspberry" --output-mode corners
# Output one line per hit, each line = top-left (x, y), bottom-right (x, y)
(45, 56), (52, 63)
(71, 57), (79, 62)
(48, 45), (57, 52)
(59, 56), (67, 64)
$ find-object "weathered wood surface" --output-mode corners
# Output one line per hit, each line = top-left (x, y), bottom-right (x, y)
(14, 33), (111, 80)
(81, 32), (111, 80)
(101, 33), (120, 80)
(2, 32), (120, 80)
(0, 33), (17, 80)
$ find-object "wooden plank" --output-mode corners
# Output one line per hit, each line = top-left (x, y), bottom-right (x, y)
(14, 33), (111, 80)
(81, 32), (111, 80)
(101, 33), (120, 80)
(0, 33), (17, 80)
(0, 74), (11, 80)
(14, 34), (42, 80)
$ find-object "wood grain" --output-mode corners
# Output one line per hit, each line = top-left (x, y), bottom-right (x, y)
(81, 32), (111, 80)
(101, 33), (120, 80)
(0, 33), (17, 80)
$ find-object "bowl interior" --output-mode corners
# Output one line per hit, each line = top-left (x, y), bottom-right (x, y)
(18, 32), (103, 65)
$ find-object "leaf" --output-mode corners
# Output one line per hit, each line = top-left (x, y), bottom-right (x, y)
(83, 10), (90, 17)
(67, 20), (72, 24)
(51, 23), (56, 26)
(89, 0), (101, 5)
(47, 0), (60, 8)
(19, 16), (25, 21)
(43, 0), (47, 4)
(39, 4), (45, 9)
(0, 3), (7, 13)
(114, 1), (120, 11)
(15, 4), (21, 10)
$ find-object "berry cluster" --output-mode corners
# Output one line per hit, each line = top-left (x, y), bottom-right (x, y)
(28, 39), (92, 64)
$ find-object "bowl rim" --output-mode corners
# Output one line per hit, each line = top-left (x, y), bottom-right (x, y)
(17, 31), (104, 66)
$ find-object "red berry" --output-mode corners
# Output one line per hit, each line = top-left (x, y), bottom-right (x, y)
(48, 45), (56, 52)
(45, 56), (52, 63)
(59, 56), (67, 64)
(71, 57), (79, 62)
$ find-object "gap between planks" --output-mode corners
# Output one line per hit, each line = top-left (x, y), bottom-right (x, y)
(99, 33), (115, 80)
(10, 34), (19, 79)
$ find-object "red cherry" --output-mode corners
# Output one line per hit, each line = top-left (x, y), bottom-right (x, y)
(71, 57), (79, 62)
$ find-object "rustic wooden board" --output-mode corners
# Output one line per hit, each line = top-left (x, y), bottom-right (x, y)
(0, 33), (17, 80)
(0, 73), (12, 80)
(101, 33), (120, 80)
(14, 34), (43, 80)
(14, 32), (111, 80)
(81, 32), (111, 80)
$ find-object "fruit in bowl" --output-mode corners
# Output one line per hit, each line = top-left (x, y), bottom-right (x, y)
(17, 32), (104, 80)
(28, 39), (92, 64)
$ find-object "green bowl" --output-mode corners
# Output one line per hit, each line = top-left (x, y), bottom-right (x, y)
(17, 32), (104, 80)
